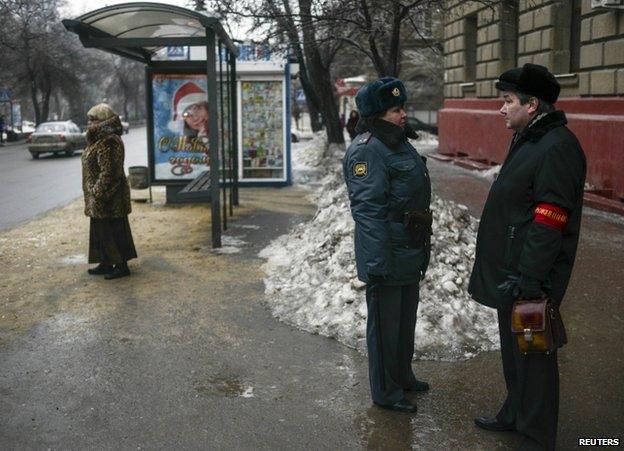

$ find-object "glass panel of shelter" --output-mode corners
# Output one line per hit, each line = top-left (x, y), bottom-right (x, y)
(86, 11), (204, 36)
(117, 25), (205, 39)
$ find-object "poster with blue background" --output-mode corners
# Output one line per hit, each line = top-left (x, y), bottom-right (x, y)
(151, 73), (210, 181)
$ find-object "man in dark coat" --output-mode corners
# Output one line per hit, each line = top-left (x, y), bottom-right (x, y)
(469, 64), (586, 450)
(343, 77), (432, 413)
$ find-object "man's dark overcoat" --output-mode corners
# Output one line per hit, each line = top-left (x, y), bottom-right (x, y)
(469, 110), (586, 307)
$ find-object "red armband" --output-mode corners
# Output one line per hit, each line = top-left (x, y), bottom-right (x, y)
(534, 203), (568, 230)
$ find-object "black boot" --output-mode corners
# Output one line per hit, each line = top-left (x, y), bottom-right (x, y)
(405, 378), (430, 392)
(374, 399), (418, 413)
(104, 262), (130, 280)
(88, 263), (114, 275)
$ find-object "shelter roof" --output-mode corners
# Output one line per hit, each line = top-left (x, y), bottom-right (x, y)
(62, 2), (237, 63)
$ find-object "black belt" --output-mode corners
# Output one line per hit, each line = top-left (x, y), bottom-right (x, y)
(387, 209), (431, 223)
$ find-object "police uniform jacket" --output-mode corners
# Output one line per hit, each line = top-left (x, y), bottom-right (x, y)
(469, 111), (586, 308)
(343, 119), (431, 285)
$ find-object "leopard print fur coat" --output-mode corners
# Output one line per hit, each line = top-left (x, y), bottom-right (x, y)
(81, 115), (132, 218)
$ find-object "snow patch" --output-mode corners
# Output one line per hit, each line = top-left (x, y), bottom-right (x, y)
(59, 254), (88, 265)
(211, 235), (247, 254)
(475, 164), (501, 183)
(240, 386), (254, 398)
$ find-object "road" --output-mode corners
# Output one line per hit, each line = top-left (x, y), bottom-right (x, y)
(0, 126), (148, 231)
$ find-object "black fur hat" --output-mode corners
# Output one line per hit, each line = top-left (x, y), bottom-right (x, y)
(495, 63), (560, 104)
(355, 77), (407, 118)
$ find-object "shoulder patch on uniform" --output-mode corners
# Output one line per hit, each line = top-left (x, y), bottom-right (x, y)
(353, 162), (368, 178)
(356, 132), (372, 145)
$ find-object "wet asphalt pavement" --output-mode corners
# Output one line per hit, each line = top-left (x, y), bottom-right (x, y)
(0, 152), (623, 450)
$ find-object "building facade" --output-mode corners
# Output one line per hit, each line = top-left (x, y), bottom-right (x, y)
(439, 0), (624, 205)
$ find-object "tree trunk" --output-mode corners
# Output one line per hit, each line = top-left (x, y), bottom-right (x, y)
(307, 101), (322, 132)
(30, 82), (41, 125)
(275, 0), (323, 132)
(386, 4), (403, 77)
(134, 93), (140, 121)
(41, 77), (52, 123)
(299, 0), (344, 144)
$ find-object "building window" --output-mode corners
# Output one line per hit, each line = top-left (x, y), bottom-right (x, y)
(569, 0), (582, 72)
(465, 15), (477, 81)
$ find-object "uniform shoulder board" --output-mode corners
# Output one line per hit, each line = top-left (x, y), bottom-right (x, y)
(356, 132), (372, 145)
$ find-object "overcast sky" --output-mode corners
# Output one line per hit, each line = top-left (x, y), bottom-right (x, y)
(61, 0), (191, 18)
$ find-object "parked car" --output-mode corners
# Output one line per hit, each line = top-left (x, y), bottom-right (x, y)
(27, 121), (87, 159)
(406, 117), (438, 135)
(21, 120), (36, 135)
(120, 116), (130, 134)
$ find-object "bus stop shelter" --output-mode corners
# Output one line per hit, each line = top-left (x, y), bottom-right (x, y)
(63, 2), (238, 248)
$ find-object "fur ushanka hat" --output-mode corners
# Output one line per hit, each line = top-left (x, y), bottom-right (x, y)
(355, 77), (407, 118)
(495, 63), (560, 104)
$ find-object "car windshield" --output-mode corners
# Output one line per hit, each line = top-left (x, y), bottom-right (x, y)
(35, 123), (67, 133)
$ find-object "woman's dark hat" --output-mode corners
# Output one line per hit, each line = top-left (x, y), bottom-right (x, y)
(355, 77), (407, 118)
(495, 63), (560, 103)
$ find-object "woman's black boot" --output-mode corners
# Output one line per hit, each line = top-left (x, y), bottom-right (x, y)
(88, 263), (114, 275)
(104, 262), (130, 280)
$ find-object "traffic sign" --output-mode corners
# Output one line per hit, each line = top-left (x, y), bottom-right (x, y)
(295, 89), (306, 103)
(166, 46), (188, 60)
(0, 89), (11, 102)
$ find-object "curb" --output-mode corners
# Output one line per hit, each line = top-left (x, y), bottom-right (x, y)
(583, 192), (624, 215)
(429, 152), (493, 171)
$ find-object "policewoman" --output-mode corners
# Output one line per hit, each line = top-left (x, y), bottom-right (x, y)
(469, 64), (586, 450)
(343, 77), (431, 413)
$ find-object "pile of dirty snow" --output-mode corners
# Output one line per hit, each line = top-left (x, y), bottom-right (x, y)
(290, 133), (333, 185)
(260, 133), (499, 360)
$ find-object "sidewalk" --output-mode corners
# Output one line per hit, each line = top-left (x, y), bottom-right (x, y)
(0, 158), (622, 449)
(0, 138), (27, 149)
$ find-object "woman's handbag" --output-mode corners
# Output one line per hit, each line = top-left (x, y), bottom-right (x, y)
(511, 298), (567, 355)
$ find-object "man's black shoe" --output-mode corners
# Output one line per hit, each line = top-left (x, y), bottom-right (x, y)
(405, 379), (430, 392)
(88, 264), (114, 275)
(374, 400), (417, 413)
(104, 265), (130, 280)
(474, 416), (515, 432)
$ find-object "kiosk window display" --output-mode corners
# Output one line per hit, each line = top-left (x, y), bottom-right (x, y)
(240, 80), (284, 180)
(236, 60), (293, 185)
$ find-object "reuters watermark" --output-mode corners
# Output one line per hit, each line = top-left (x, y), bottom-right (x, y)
(578, 438), (620, 446)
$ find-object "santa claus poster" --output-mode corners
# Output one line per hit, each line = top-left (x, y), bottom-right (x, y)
(151, 73), (210, 181)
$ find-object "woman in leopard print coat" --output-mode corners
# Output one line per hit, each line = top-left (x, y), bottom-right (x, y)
(82, 103), (136, 279)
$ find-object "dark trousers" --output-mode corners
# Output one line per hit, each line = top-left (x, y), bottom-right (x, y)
(496, 306), (559, 451)
(366, 283), (420, 405)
